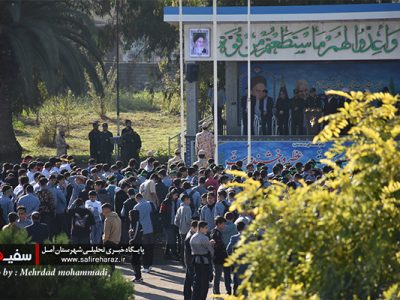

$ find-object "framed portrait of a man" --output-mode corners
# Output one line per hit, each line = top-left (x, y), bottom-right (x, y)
(189, 28), (210, 58)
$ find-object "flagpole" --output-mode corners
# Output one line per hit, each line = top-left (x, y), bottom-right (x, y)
(247, 0), (251, 164)
(213, 0), (218, 164)
(179, 0), (184, 156)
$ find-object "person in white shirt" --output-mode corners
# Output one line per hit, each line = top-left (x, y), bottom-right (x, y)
(41, 162), (52, 178)
(139, 150), (155, 170)
(50, 158), (62, 175)
(85, 190), (103, 244)
(60, 155), (73, 172)
(27, 162), (38, 184)
(139, 173), (159, 207)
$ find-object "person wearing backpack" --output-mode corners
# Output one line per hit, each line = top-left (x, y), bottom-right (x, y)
(67, 198), (95, 244)
(133, 193), (154, 273)
(215, 190), (229, 217)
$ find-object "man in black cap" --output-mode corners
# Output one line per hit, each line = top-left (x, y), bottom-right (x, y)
(99, 123), (114, 164)
(120, 119), (142, 165)
(88, 121), (101, 162)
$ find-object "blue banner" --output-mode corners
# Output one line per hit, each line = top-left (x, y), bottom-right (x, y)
(218, 140), (334, 167)
(238, 61), (400, 101)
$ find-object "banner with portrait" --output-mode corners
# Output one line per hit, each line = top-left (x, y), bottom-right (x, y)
(189, 28), (210, 58)
(238, 60), (400, 103)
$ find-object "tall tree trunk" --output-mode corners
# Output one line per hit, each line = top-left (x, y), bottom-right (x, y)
(0, 83), (23, 163)
(0, 37), (23, 163)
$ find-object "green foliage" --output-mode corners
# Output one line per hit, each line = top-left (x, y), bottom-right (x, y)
(44, 233), (70, 245)
(120, 91), (160, 112)
(0, 227), (31, 244)
(36, 90), (79, 147)
(86, 64), (117, 119)
(1, 0), (104, 110)
(156, 58), (182, 114)
(226, 91), (400, 300)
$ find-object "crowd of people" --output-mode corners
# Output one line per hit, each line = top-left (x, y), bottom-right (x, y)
(0, 141), (333, 299)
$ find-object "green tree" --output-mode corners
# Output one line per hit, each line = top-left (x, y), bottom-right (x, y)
(0, 0), (104, 162)
(225, 91), (400, 299)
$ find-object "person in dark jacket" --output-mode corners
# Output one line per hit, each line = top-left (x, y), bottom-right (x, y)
(120, 188), (137, 245)
(275, 86), (290, 135)
(99, 123), (113, 164)
(129, 209), (143, 283)
(88, 121), (101, 162)
(155, 176), (169, 205)
(78, 179), (94, 202)
(120, 120), (142, 165)
(115, 182), (130, 217)
(67, 198), (95, 244)
(227, 221), (247, 295)
(259, 89), (274, 135)
(94, 180), (112, 205)
(26, 211), (49, 243)
(210, 216), (231, 295)
(159, 189), (180, 260)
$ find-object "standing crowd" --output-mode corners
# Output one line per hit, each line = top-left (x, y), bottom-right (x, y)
(0, 119), (333, 300)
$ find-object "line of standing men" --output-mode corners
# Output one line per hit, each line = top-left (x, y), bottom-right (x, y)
(89, 119), (142, 166)
(89, 121), (114, 164)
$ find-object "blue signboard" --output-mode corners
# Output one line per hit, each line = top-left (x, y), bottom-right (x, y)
(218, 140), (334, 167)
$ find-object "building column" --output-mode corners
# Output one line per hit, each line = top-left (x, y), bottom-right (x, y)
(225, 62), (240, 135)
(185, 79), (199, 165)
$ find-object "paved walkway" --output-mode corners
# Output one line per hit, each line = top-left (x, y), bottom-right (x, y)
(117, 262), (228, 300)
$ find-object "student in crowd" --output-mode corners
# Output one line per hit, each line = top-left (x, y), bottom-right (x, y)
(134, 193), (154, 273)
(211, 216), (231, 295)
(200, 192), (217, 233)
(227, 221), (247, 295)
(85, 190), (103, 244)
(26, 211), (49, 243)
(129, 209), (143, 283)
(190, 221), (215, 300)
(67, 198), (95, 244)
(16, 206), (32, 228)
(174, 194), (193, 266)
(102, 203), (121, 246)
(183, 220), (198, 300)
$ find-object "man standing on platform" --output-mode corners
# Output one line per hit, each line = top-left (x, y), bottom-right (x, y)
(88, 121), (101, 162)
(275, 87), (290, 135)
(304, 88), (323, 135)
(120, 119), (142, 165)
(195, 122), (215, 160)
(291, 80), (309, 135)
(100, 123), (113, 164)
(260, 88), (274, 135)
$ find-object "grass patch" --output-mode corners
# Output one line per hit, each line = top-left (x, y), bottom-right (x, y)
(15, 91), (182, 165)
